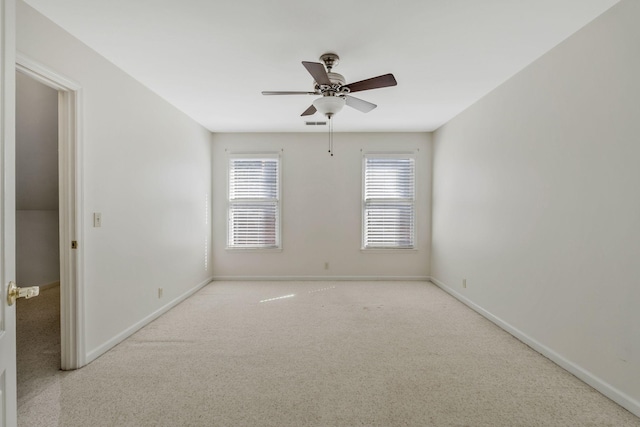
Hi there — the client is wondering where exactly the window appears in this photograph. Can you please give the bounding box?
[227,154,280,249]
[363,153,415,249]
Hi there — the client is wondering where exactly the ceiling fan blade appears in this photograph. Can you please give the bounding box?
[301,105,317,116]
[344,95,377,113]
[262,91,317,95]
[345,73,397,93]
[302,61,331,86]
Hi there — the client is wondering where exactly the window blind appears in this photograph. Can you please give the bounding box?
[363,155,415,249]
[228,156,280,249]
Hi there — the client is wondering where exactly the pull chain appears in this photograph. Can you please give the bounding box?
[328,115,334,156]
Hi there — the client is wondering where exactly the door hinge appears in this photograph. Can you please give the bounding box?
[71,240,78,249]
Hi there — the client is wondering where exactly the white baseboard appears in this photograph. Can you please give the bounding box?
[212,275,430,281]
[85,277,213,364]
[429,276,640,418]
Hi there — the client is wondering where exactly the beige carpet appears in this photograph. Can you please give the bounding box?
[16,284,61,404]
[17,281,640,426]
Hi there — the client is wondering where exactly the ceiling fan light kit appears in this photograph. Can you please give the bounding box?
[313,96,345,117]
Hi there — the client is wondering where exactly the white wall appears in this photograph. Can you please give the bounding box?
[16,211,59,286]
[212,132,431,280]
[17,1,213,360]
[432,0,640,415]
[16,71,57,210]
[16,71,59,286]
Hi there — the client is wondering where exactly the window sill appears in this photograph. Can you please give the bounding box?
[360,248,418,253]
[226,247,283,253]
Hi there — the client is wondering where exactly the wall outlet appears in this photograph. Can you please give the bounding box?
[463,279,467,289]
[158,288,163,298]
[324,262,329,270]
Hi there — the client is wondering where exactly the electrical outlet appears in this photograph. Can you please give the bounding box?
[158,288,163,298]
[463,279,467,289]
[324,262,329,270]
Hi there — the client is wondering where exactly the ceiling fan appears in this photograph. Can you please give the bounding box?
[262,53,397,118]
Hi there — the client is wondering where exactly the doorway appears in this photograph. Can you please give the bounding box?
[15,54,84,375]
[15,70,61,406]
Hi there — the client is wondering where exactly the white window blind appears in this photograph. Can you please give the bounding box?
[228,155,280,249]
[363,154,415,249]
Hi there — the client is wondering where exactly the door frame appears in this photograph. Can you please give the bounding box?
[16,53,85,370]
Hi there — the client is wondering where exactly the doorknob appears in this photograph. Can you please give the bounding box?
[7,281,39,306]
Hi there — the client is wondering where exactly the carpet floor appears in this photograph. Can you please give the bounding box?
[17,281,640,426]
[16,284,61,405]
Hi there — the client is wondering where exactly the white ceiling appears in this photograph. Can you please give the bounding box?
[22,0,619,133]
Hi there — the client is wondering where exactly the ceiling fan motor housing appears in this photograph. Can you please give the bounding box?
[315,72,346,93]
[327,72,345,86]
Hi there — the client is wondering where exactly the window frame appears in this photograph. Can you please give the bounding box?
[361,152,417,251]
[226,152,282,251]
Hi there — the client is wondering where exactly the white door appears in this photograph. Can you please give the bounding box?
[1,0,17,425]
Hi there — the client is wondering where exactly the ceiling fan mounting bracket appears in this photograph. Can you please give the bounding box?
[319,53,340,71]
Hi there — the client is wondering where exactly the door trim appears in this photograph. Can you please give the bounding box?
[16,53,85,370]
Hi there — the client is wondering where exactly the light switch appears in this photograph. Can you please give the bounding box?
[93,212,102,227]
